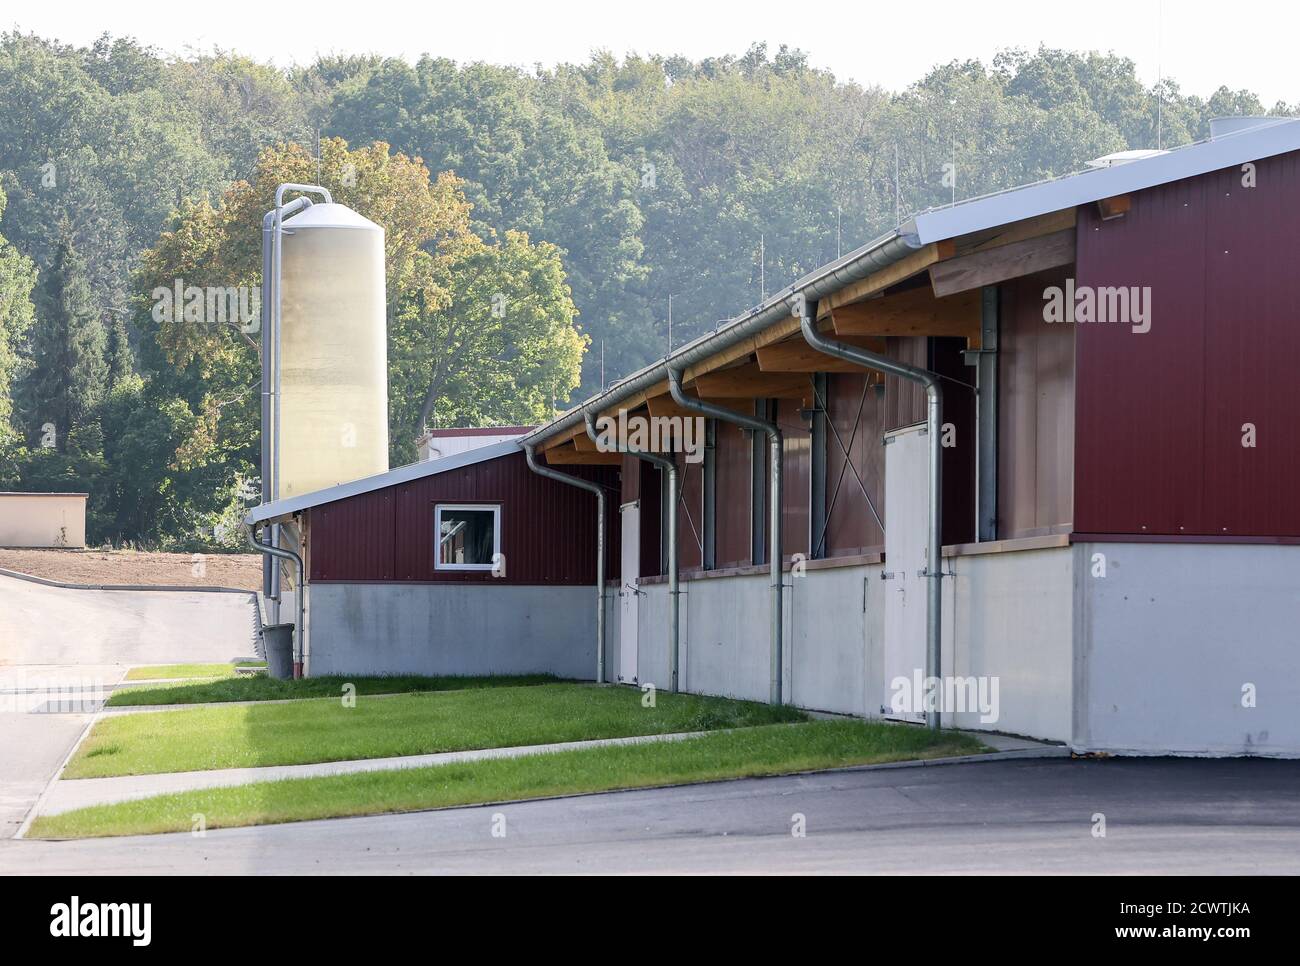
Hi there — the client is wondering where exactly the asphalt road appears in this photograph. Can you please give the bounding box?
[6,757,1300,874]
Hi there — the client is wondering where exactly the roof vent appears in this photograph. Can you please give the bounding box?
[1085,149,1168,169]
[1209,116,1290,139]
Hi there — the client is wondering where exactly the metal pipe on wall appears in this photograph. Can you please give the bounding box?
[268,184,332,508]
[583,410,680,693]
[667,366,785,706]
[523,444,607,684]
[796,297,945,730]
[260,197,312,622]
[246,522,306,678]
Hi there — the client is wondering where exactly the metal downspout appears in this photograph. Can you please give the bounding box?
[584,411,679,693]
[667,366,785,706]
[797,298,945,730]
[524,444,607,684]
[260,196,312,624]
[269,184,332,506]
[246,522,306,678]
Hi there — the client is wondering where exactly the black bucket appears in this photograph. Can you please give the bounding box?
[262,623,295,680]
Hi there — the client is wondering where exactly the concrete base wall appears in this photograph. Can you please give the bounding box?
[941,546,1075,741]
[1075,542,1300,757]
[306,583,599,680]
[638,551,1073,733]
[304,541,1300,756]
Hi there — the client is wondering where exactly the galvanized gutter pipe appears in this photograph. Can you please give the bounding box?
[518,231,922,454]
[246,522,306,678]
[667,367,785,705]
[268,184,332,507]
[797,298,945,730]
[524,444,607,684]
[583,410,679,692]
[260,195,313,621]
[516,228,923,707]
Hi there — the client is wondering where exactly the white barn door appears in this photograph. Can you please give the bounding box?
[883,425,928,721]
[618,500,640,684]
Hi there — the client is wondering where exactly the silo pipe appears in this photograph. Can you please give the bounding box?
[797,298,945,730]
[269,184,333,505]
[524,444,607,684]
[246,522,306,679]
[667,366,785,706]
[260,196,312,617]
[583,410,679,693]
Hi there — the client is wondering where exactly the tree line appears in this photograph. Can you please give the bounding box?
[0,31,1285,547]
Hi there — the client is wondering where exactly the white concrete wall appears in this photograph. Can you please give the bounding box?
[1075,542,1300,757]
[306,582,599,680]
[638,564,882,713]
[0,494,86,548]
[941,546,1075,741]
[636,550,1074,732]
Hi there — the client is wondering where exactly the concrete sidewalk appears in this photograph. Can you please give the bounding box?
[0,665,126,838]
[33,727,1065,821]
[34,730,712,817]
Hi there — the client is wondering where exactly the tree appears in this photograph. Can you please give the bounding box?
[20,230,107,449]
[389,229,586,464]
[0,184,36,437]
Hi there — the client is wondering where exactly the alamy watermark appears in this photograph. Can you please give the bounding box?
[889,669,1000,723]
[152,278,260,334]
[593,410,705,464]
[1043,278,1151,334]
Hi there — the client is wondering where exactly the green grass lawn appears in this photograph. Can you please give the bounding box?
[66,683,807,779]
[31,720,987,839]
[107,672,559,707]
[123,662,265,681]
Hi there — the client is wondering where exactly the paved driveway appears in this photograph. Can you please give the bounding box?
[0,573,259,666]
[4,757,1299,874]
[0,573,261,840]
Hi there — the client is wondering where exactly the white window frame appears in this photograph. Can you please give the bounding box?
[434,503,502,572]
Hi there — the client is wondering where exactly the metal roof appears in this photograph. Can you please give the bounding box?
[520,116,1300,447]
[910,117,1300,244]
[244,439,521,525]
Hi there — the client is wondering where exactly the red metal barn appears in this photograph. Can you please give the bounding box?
[250,116,1300,757]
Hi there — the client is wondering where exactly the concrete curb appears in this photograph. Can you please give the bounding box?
[0,566,255,595]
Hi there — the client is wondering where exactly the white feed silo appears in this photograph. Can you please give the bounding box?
[276,200,389,498]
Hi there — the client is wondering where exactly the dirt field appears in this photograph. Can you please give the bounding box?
[0,549,262,591]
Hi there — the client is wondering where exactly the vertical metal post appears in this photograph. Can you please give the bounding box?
[809,373,828,559]
[670,369,784,705]
[584,412,679,693]
[976,286,999,543]
[798,299,944,730]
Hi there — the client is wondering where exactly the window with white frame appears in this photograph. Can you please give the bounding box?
[435,504,501,571]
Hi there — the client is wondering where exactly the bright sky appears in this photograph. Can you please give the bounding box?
[8,0,1299,106]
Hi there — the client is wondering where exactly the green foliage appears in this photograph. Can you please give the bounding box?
[0,33,1287,544]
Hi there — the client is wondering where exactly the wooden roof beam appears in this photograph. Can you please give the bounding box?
[929,228,1074,298]
[830,287,982,347]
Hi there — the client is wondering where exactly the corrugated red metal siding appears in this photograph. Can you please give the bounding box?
[675,451,704,570]
[1074,151,1300,537]
[823,371,885,556]
[309,450,619,582]
[882,336,929,430]
[713,417,752,568]
[777,398,811,558]
[998,266,1077,538]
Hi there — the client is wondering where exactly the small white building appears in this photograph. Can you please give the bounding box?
[415,426,534,462]
[0,492,88,548]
